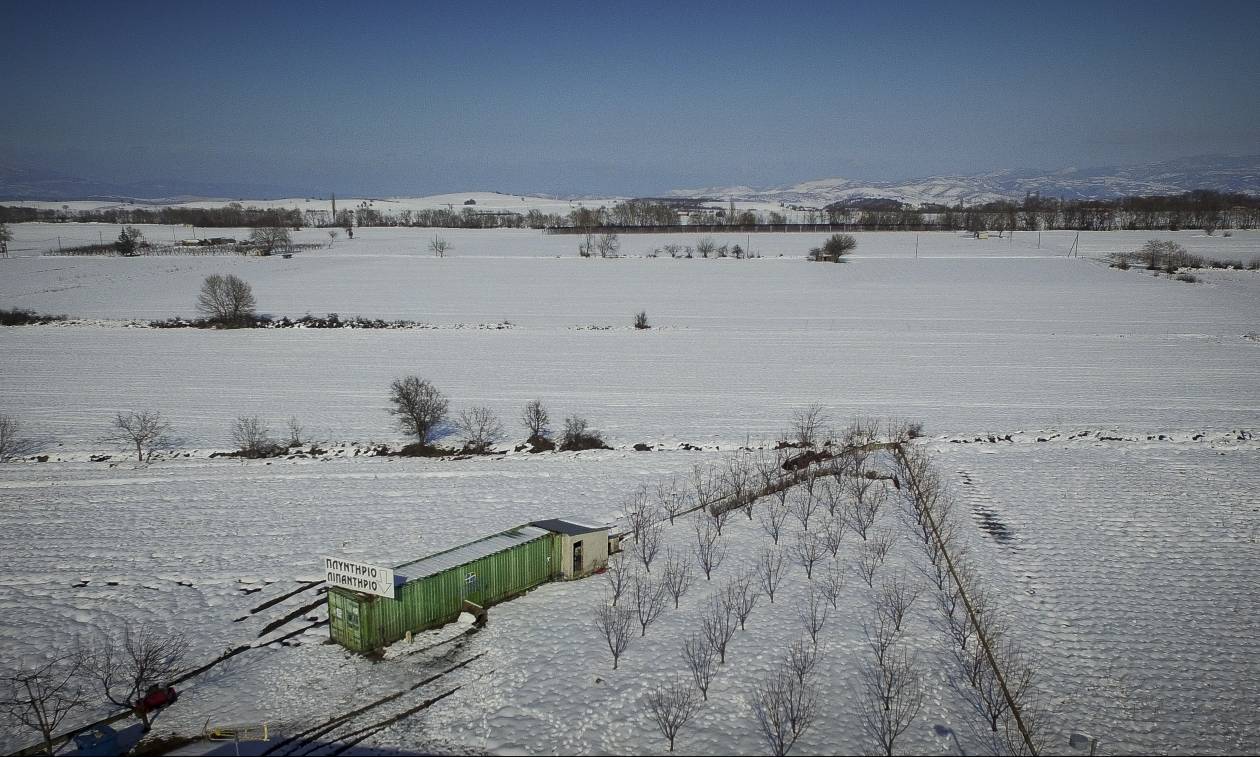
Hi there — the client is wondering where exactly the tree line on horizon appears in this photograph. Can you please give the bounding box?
[2,190,1257,232]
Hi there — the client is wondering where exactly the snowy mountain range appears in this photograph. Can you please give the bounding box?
[3,155,1259,206]
[668,155,1260,207]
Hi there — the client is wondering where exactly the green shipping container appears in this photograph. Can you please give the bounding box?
[329,524,560,654]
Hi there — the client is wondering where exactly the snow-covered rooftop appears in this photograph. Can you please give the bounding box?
[394,525,551,582]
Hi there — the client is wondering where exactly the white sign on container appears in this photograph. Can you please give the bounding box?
[323,557,395,599]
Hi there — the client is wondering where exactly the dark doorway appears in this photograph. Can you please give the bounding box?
[572,540,584,574]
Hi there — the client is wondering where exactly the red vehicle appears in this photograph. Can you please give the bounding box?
[135,685,178,715]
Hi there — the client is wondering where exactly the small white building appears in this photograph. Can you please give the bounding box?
[531,517,616,579]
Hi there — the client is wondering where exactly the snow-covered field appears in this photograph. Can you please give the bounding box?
[1,225,1258,754]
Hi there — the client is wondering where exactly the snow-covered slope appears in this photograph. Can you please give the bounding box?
[671,155,1260,206]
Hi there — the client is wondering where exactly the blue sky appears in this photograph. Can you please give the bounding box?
[2,0,1258,196]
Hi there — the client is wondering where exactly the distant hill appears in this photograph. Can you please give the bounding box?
[669,155,1260,207]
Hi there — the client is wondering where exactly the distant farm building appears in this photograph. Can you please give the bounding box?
[328,518,617,653]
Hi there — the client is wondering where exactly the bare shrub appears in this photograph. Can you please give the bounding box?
[695,236,716,258]
[285,416,304,447]
[643,677,703,752]
[456,406,504,453]
[1,653,86,755]
[230,415,279,456]
[634,310,650,329]
[749,666,818,756]
[789,403,828,447]
[82,624,190,731]
[756,547,787,603]
[107,410,173,462]
[521,399,550,440]
[661,548,695,608]
[594,600,635,669]
[429,235,451,257]
[0,414,39,462]
[560,414,608,451]
[682,634,717,700]
[196,273,256,326]
[387,376,449,445]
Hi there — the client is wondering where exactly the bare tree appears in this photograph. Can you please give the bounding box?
[387,376,448,445]
[818,476,846,517]
[784,637,822,687]
[594,600,634,669]
[818,559,847,609]
[455,406,504,453]
[656,475,690,524]
[429,235,451,257]
[631,571,669,636]
[643,677,703,752]
[820,513,845,558]
[749,666,819,756]
[847,475,886,540]
[859,643,925,757]
[661,548,695,608]
[231,415,278,456]
[723,570,761,630]
[721,451,756,518]
[595,233,620,258]
[701,595,737,664]
[789,404,828,447]
[196,273,257,326]
[633,518,665,574]
[0,414,40,462]
[874,572,921,636]
[756,547,787,603]
[326,229,339,248]
[693,514,726,580]
[1,654,86,755]
[682,634,718,700]
[108,410,172,462]
[798,588,830,646]
[603,552,630,607]
[854,529,896,588]
[82,624,190,731]
[789,530,826,579]
[521,399,550,440]
[759,498,789,545]
[249,226,290,255]
[790,487,822,532]
[695,236,716,258]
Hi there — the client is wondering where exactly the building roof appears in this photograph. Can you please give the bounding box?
[394,525,551,582]
[531,517,611,536]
